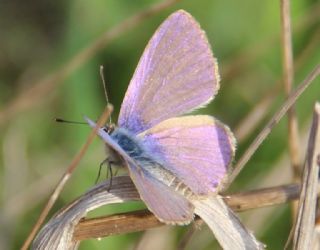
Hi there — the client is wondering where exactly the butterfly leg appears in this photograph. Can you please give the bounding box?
[106,160,121,191]
[106,161,113,191]
[95,157,119,192]
[95,158,110,184]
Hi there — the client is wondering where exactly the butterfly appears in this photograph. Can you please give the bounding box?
[86,10,236,225]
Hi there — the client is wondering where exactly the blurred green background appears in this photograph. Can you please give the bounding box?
[0,0,319,249]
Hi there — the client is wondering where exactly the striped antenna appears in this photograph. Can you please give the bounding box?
[100,65,112,125]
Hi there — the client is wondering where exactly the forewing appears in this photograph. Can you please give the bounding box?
[118,10,220,134]
[139,115,236,195]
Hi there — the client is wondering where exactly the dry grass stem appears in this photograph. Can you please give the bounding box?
[73,183,305,241]
[280,0,301,181]
[228,64,320,186]
[21,105,113,250]
[280,0,301,224]
[293,103,320,249]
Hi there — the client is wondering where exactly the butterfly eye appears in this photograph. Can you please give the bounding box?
[104,124,116,134]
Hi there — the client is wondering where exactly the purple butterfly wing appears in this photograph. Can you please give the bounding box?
[118,10,220,134]
[128,161,194,224]
[85,117,194,224]
[139,115,236,195]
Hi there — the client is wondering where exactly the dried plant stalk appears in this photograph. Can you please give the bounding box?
[73,183,304,241]
[280,0,301,180]
[293,103,320,249]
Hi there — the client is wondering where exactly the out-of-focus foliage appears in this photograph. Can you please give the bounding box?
[0,0,319,249]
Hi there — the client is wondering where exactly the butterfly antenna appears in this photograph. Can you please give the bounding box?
[55,118,87,125]
[100,65,112,125]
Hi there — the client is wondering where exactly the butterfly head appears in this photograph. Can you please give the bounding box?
[103,123,116,134]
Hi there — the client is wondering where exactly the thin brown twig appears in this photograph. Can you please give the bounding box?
[280,0,301,225]
[73,183,303,241]
[0,0,181,126]
[280,0,301,180]
[227,64,320,186]
[21,105,113,250]
[292,103,320,249]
